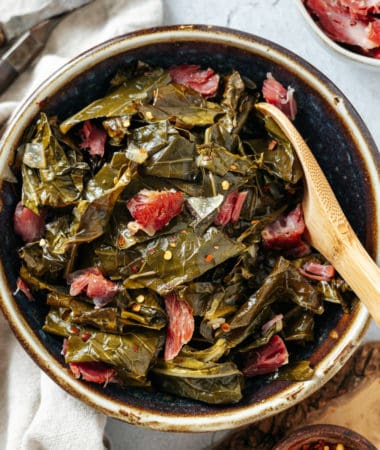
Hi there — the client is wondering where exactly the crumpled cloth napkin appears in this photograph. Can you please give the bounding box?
[0,1,162,449]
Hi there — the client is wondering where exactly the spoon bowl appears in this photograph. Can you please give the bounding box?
[256,102,380,326]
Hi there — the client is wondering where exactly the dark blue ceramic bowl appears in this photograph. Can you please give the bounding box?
[0,25,379,431]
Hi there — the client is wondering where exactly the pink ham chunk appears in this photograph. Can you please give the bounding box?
[242,335,289,376]
[69,361,116,384]
[164,293,194,360]
[169,64,220,97]
[299,261,336,281]
[261,204,305,250]
[262,73,297,121]
[80,120,107,157]
[13,202,45,243]
[305,0,380,49]
[67,267,118,308]
[127,189,184,237]
[214,191,248,226]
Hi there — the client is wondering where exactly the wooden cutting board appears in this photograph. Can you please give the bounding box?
[213,342,380,450]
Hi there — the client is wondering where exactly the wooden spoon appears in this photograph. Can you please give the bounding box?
[256,102,380,326]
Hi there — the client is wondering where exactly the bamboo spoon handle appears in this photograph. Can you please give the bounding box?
[256,102,380,326]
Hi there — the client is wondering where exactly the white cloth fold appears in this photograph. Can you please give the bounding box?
[0,1,163,449]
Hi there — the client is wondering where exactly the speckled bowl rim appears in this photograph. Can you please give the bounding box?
[0,25,379,432]
[275,424,377,449]
[294,0,380,69]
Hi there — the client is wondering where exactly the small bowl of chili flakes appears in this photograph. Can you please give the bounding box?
[275,424,377,450]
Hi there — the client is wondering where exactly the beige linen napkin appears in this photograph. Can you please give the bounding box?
[0,1,162,449]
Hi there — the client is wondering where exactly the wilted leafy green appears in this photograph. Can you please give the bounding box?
[123,227,246,295]
[20,113,88,213]
[14,62,353,405]
[60,68,170,133]
[138,83,224,128]
[65,328,164,381]
[151,357,243,404]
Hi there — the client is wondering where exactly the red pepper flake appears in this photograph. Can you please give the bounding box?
[204,254,214,263]
[70,326,80,335]
[148,248,156,255]
[81,332,91,342]
[221,322,231,332]
[37,98,48,109]
[14,277,34,301]
[268,139,277,151]
[117,235,125,247]
[133,343,139,352]
[132,303,141,312]
[131,265,139,273]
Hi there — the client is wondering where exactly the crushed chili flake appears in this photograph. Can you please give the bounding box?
[299,440,350,450]
[132,303,141,312]
[70,326,80,335]
[268,139,277,151]
[117,235,125,247]
[131,265,139,273]
[81,332,91,342]
[204,254,214,263]
[221,322,231,332]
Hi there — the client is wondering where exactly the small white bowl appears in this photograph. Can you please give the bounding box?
[294,0,380,69]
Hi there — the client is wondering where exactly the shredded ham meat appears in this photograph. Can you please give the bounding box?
[305,0,380,51]
[13,202,45,243]
[67,267,118,308]
[80,120,107,157]
[169,64,220,97]
[164,293,194,360]
[262,73,297,120]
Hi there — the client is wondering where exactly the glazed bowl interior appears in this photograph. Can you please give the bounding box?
[0,25,379,432]
[294,0,380,69]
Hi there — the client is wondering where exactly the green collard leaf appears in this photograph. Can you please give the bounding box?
[229,257,323,332]
[282,307,314,342]
[196,143,255,177]
[19,241,68,277]
[60,68,170,133]
[138,83,224,128]
[151,357,243,404]
[128,120,179,155]
[180,339,228,363]
[143,135,197,180]
[65,328,164,379]
[248,116,303,184]
[273,360,314,381]
[186,195,224,230]
[204,123,244,155]
[21,113,88,213]
[43,307,74,337]
[123,227,245,295]
[102,115,131,145]
[67,165,134,245]
[218,71,257,135]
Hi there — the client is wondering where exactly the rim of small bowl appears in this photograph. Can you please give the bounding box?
[274,424,377,449]
[294,0,380,69]
[0,25,379,432]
